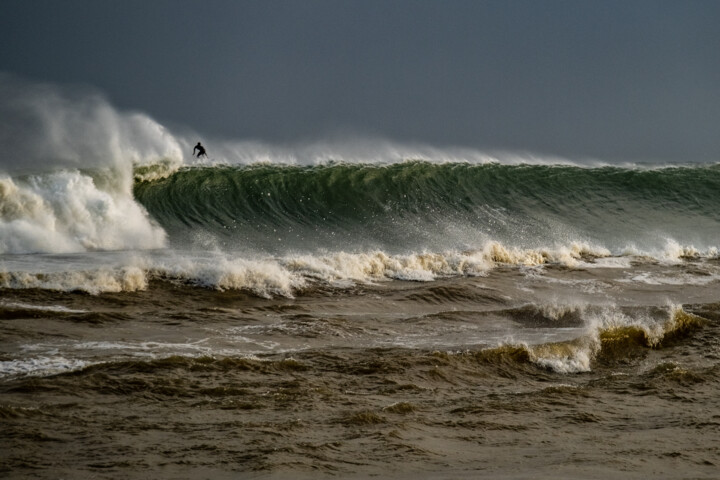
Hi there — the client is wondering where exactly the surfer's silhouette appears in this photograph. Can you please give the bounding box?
[193,142,207,158]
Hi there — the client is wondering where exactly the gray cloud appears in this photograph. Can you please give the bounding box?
[1,0,719,162]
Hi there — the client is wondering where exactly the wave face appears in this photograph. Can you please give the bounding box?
[134,162,720,256]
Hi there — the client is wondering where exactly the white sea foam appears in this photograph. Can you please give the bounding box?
[0,266,148,294]
[154,243,603,295]
[622,271,719,286]
[510,302,695,374]
[0,356,92,378]
[532,347,594,374]
[153,254,305,297]
[70,339,213,356]
[0,338,218,379]
[620,239,719,265]
[0,74,186,255]
[0,172,167,254]
[0,237,708,296]
[0,301,87,313]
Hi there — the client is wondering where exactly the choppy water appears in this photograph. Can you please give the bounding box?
[1,264,719,479]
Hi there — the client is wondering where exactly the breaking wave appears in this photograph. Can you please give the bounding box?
[491,304,708,373]
[134,162,720,256]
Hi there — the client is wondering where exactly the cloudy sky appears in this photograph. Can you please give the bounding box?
[2,0,719,162]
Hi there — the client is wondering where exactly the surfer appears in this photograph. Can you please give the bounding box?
[193,142,207,158]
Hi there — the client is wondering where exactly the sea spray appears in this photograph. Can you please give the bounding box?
[0,74,183,254]
[0,172,166,254]
[0,73,185,177]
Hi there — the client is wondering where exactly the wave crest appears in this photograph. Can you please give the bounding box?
[0,171,166,254]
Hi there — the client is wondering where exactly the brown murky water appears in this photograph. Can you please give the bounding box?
[2,261,720,479]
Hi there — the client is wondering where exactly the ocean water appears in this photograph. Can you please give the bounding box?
[1,83,720,478]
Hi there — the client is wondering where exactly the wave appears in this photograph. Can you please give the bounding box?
[0,241,615,296]
[0,264,147,294]
[3,74,720,260]
[489,304,708,373]
[134,162,720,256]
[2,304,708,380]
[0,171,166,254]
[402,304,709,377]
[0,74,181,255]
[6,159,720,259]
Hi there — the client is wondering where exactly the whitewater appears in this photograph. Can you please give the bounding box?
[1,76,719,479]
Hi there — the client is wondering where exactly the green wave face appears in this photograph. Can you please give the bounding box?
[133,162,720,254]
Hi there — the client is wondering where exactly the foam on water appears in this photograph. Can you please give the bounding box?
[2,238,719,297]
[0,301,87,313]
[0,266,147,294]
[0,241,625,296]
[0,339,220,379]
[0,172,166,254]
[0,74,182,255]
[0,356,92,378]
[519,303,705,373]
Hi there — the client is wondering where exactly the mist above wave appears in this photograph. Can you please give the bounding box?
[3,73,719,257]
[0,74,184,254]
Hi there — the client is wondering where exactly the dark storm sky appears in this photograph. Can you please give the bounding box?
[2,0,720,162]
